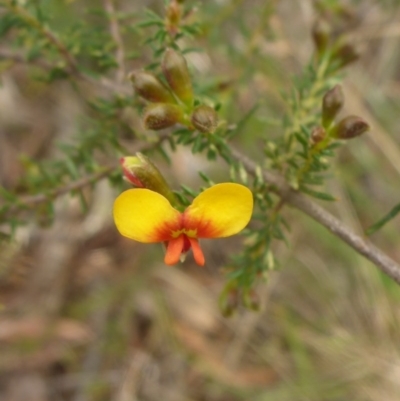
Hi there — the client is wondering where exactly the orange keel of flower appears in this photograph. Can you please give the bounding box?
[164,235,205,266]
[113,183,253,266]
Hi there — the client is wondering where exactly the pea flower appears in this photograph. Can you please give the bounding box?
[113,183,253,266]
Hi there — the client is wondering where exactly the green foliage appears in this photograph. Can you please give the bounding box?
[0,0,387,311]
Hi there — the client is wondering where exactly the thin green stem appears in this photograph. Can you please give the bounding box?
[295,136,332,185]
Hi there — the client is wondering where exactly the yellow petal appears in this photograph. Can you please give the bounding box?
[184,183,253,238]
[113,189,181,243]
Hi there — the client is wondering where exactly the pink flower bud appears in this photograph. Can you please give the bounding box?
[120,153,177,205]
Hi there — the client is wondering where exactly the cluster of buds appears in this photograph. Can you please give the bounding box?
[311,84,369,146]
[312,18,360,70]
[130,48,218,134]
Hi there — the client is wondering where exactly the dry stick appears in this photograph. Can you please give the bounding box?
[1,2,128,96]
[0,47,129,97]
[3,0,79,74]
[103,0,126,84]
[2,133,171,220]
[231,147,400,285]
[4,167,115,218]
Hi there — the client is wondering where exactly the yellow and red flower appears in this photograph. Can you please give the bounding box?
[113,183,253,266]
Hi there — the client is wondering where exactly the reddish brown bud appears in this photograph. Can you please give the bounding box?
[143,103,184,130]
[129,71,176,104]
[219,288,239,318]
[322,84,344,128]
[243,289,260,311]
[312,18,331,55]
[191,105,218,133]
[162,48,193,106]
[330,115,370,140]
[310,126,326,145]
[165,0,182,36]
[332,42,360,69]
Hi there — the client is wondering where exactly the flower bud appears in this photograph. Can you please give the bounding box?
[120,153,177,205]
[310,126,326,145]
[162,48,193,106]
[165,0,182,36]
[129,71,176,104]
[322,84,344,128]
[312,18,331,55]
[219,287,239,318]
[143,103,184,130]
[332,42,360,69]
[330,115,370,140]
[191,105,218,133]
[242,289,260,311]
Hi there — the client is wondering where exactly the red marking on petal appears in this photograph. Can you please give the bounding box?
[188,237,205,266]
[182,212,222,238]
[164,236,184,265]
[153,215,183,242]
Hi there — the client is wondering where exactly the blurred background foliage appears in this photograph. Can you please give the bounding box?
[1,0,400,400]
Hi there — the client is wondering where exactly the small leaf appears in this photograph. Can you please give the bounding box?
[294,132,308,148]
[198,171,215,186]
[180,184,198,198]
[192,134,204,153]
[301,186,336,201]
[366,202,400,235]
[173,191,191,207]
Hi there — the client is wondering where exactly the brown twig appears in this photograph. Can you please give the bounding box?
[2,0,79,74]
[103,0,126,84]
[4,167,115,218]
[230,147,400,285]
[1,134,171,220]
[0,46,130,97]
[0,3,129,96]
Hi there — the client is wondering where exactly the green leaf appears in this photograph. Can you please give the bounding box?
[0,14,20,37]
[301,186,336,201]
[226,103,259,139]
[135,20,164,28]
[198,171,214,186]
[173,191,191,207]
[294,132,308,148]
[366,202,400,235]
[143,8,164,22]
[192,134,204,153]
[180,184,198,198]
